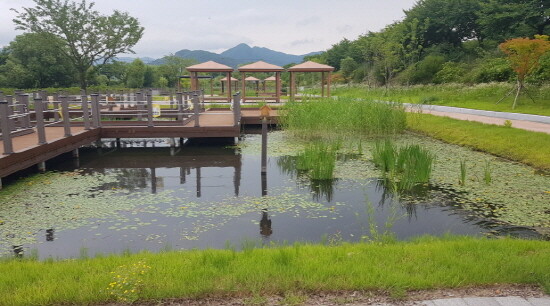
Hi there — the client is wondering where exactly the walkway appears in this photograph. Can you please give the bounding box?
[419,296,550,306]
[403,103,550,135]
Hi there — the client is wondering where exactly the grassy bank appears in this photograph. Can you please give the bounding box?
[407,113,550,170]
[0,237,549,305]
[330,83,550,116]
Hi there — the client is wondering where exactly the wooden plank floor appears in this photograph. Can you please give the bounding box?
[0,126,86,155]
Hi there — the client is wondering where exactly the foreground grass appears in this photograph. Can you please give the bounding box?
[0,237,549,305]
[331,83,550,116]
[407,113,550,170]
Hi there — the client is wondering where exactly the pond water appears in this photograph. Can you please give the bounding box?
[0,131,544,259]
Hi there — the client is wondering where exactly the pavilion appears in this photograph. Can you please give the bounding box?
[263,75,276,92]
[220,76,238,94]
[244,76,261,93]
[238,61,284,103]
[287,61,334,100]
[187,61,234,102]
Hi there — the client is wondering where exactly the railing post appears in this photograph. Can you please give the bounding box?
[20,94,31,128]
[169,92,174,109]
[34,98,47,145]
[6,95,15,132]
[184,91,189,109]
[90,94,101,128]
[81,90,90,130]
[176,92,183,122]
[60,96,72,137]
[193,94,200,127]
[136,91,143,121]
[0,101,14,154]
[147,90,153,127]
[53,93,60,122]
[233,92,241,127]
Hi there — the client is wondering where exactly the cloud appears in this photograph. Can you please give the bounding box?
[289,39,316,47]
[296,16,321,27]
[337,25,353,34]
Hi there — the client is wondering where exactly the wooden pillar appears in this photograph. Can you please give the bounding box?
[290,71,295,100]
[321,72,325,97]
[221,80,225,94]
[241,72,246,102]
[227,72,232,103]
[328,71,332,97]
[0,101,13,154]
[210,78,213,97]
[275,72,281,103]
[34,98,47,145]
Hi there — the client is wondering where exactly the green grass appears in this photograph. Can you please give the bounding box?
[0,237,548,305]
[331,83,550,116]
[408,113,550,170]
[281,97,406,139]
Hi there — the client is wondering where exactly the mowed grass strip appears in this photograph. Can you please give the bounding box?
[0,237,549,305]
[407,113,550,170]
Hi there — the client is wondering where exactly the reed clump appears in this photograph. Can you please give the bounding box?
[281,97,407,139]
[296,142,339,180]
[372,139,435,191]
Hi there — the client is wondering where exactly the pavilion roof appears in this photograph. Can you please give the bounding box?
[264,76,277,81]
[187,61,234,72]
[245,76,260,81]
[238,61,284,72]
[288,61,334,72]
[220,76,238,82]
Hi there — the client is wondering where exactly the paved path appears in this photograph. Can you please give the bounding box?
[401,103,550,135]
[419,296,550,306]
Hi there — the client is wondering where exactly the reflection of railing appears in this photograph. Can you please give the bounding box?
[0,90,243,155]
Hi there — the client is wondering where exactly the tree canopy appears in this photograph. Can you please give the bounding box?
[12,0,144,89]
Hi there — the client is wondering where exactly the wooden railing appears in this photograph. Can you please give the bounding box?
[0,90,243,155]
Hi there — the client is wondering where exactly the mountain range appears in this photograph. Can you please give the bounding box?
[116,43,321,67]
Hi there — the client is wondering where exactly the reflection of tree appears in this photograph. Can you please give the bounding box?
[108,168,150,190]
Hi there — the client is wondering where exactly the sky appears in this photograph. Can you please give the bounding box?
[0,0,418,58]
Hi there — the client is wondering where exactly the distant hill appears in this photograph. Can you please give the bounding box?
[114,57,155,64]
[148,44,322,67]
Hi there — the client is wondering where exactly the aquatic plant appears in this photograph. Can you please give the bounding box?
[296,142,338,180]
[483,160,492,185]
[459,160,467,186]
[371,139,435,191]
[280,97,406,139]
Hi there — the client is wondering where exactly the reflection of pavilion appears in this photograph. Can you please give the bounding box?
[80,145,242,197]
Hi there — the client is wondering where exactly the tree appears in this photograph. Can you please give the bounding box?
[0,32,76,88]
[97,60,128,86]
[479,0,550,41]
[12,0,144,89]
[340,57,357,84]
[126,59,146,88]
[157,55,196,87]
[498,36,550,108]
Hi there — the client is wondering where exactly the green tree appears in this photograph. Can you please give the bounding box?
[157,55,196,87]
[12,0,144,89]
[0,32,75,88]
[340,57,357,84]
[143,65,156,87]
[97,60,128,86]
[479,0,550,41]
[126,59,146,88]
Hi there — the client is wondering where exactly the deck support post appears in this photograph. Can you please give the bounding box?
[37,161,46,173]
[81,90,90,130]
[193,94,200,127]
[0,101,14,154]
[233,92,241,128]
[72,148,79,158]
[60,96,72,137]
[90,94,101,128]
[34,98,47,145]
[147,91,153,128]
[176,92,183,122]
[116,138,121,148]
[261,117,267,173]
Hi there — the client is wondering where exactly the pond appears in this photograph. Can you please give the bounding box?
[0,130,547,259]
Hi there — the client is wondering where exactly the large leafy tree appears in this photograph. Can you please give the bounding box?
[0,32,76,88]
[12,0,144,89]
[126,59,146,88]
[479,0,550,41]
[157,55,197,87]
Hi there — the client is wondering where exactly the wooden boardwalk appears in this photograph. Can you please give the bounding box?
[0,91,279,185]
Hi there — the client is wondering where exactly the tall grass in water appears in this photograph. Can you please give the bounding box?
[483,160,492,185]
[372,139,434,191]
[296,142,338,180]
[459,160,467,186]
[281,97,406,139]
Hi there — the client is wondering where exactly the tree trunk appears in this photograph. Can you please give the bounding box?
[512,79,522,109]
